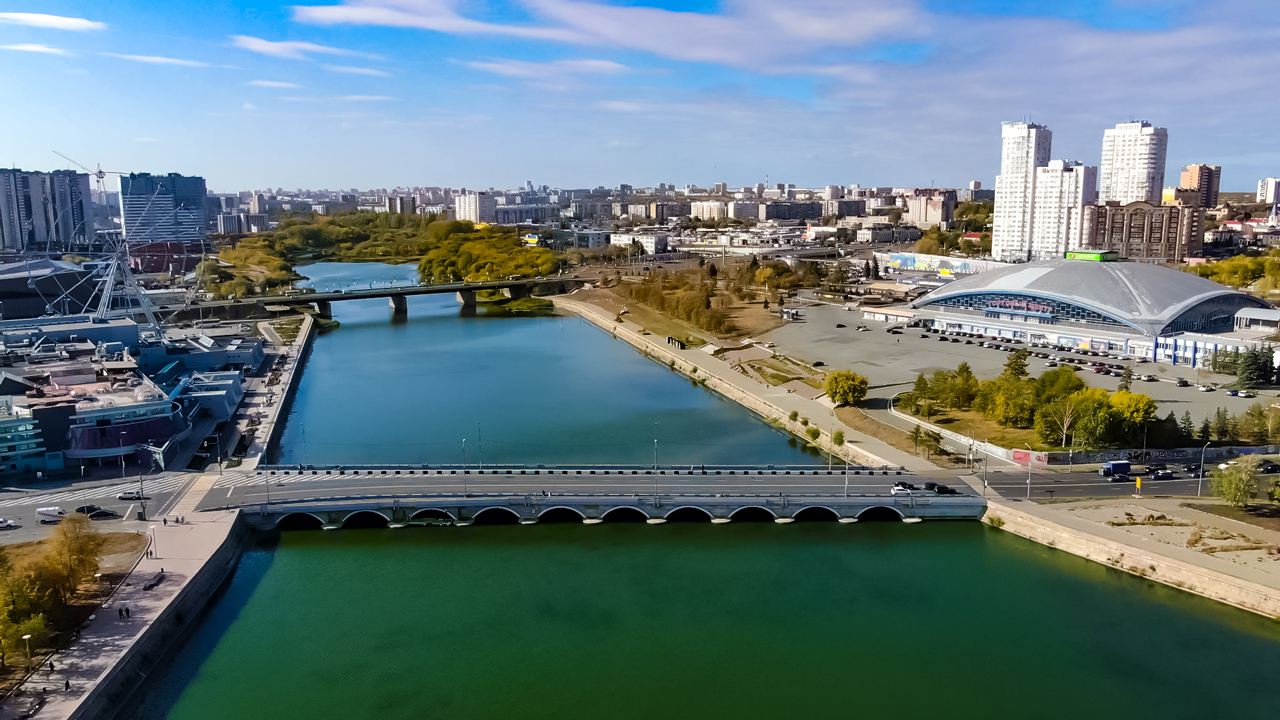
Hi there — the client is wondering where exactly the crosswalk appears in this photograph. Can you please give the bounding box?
[0,474,194,509]
[212,471,327,489]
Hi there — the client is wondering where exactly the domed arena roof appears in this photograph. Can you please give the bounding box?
[910,259,1268,336]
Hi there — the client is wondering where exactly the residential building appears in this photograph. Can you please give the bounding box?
[1162,187,1200,206]
[494,204,556,224]
[992,121,1052,261]
[1259,178,1280,205]
[0,169,94,253]
[822,199,867,218]
[1082,201,1203,263]
[1179,164,1221,207]
[385,195,416,215]
[759,201,822,222]
[1029,160,1097,259]
[118,173,208,246]
[216,213,242,235]
[726,201,759,220]
[904,192,957,229]
[1098,121,1167,205]
[610,232,669,255]
[456,192,497,223]
[690,201,727,221]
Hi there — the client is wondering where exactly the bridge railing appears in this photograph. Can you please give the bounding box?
[253,463,908,477]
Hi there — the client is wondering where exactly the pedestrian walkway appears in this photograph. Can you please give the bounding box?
[167,475,218,517]
[0,475,191,510]
[0,510,241,720]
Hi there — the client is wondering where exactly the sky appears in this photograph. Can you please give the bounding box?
[1,0,1277,193]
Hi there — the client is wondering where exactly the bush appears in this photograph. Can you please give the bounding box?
[800,417,809,426]
[806,427,821,440]
[833,430,845,446]
[789,410,799,422]
[1212,456,1260,508]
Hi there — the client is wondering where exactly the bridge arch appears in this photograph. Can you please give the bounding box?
[342,510,391,529]
[538,506,586,524]
[729,506,776,522]
[664,506,713,523]
[472,507,521,525]
[792,506,840,522]
[856,506,905,522]
[601,506,649,523]
[409,508,456,522]
[275,512,324,531]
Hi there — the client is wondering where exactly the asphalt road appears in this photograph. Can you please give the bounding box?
[0,473,194,544]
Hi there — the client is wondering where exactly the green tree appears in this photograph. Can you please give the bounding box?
[1118,366,1134,392]
[1072,388,1120,447]
[1035,393,1083,447]
[909,425,923,454]
[1212,455,1260,508]
[1199,417,1212,442]
[1035,366,1085,404]
[951,362,979,409]
[832,430,845,446]
[1179,411,1195,438]
[1001,349,1030,380]
[825,370,869,407]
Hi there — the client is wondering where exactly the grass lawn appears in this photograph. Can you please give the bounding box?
[927,409,1056,452]
[834,406,968,467]
[746,355,825,389]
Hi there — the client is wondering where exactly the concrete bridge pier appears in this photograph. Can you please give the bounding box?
[456,290,477,307]
[315,300,333,319]
[389,294,407,317]
[502,285,529,300]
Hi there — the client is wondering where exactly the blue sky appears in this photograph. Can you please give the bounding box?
[1,0,1276,193]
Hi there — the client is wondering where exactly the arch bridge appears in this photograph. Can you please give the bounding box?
[237,491,986,531]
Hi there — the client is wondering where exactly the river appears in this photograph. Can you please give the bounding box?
[128,263,1278,718]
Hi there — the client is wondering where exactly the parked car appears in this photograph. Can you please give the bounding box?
[117,490,146,501]
[0,519,15,530]
[1239,390,1256,398]
[920,333,931,339]
[1225,389,1238,397]
[1198,385,1215,392]
[1044,361,1058,367]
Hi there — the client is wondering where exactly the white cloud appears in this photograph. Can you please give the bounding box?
[0,12,105,31]
[1,44,74,56]
[291,0,581,42]
[323,64,391,76]
[103,53,209,67]
[243,103,257,111]
[464,58,627,79]
[282,95,400,102]
[230,35,381,60]
[597,100,644,113]
[248,80,302,88]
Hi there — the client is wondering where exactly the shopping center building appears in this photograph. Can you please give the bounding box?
[867,256,1275,367]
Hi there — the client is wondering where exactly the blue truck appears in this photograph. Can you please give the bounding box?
[1099,461,1131,476]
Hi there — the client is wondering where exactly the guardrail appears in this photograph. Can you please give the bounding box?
[254,463,908,477]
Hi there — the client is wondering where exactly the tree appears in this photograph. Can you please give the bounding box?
[833,430,845,446]
[1212,408,1232,442]
[923,430,945,458]
[1071,388,1120,447]
[826,371,869,407]
[47,514,105,599]
[863,259,872,279]
[1035,394,1083,447]
[1199,417,1212,442]
[1118,366,1134,392]
[1035,366,1085,404]
[1212,455,1260,508]
[909,425,923,454]
[1179,411,1195,438]
[707,262,718,279]
[1001,349,1030,380]
[871,257,881,280]
[951,362,979,409]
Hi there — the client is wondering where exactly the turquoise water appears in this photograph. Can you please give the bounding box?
[271,263,823,466]
[132,523,1280,719]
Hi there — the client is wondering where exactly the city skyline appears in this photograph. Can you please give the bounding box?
[1,1,1277,192]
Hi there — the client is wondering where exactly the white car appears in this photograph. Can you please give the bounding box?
[1198,385,1215,392]
[1239,390,1257,398]
[1141,374,1157,382]
[117,490,145,501]
[0,519,15,530]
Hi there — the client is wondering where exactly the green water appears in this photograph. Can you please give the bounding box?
[132,523,1279,719]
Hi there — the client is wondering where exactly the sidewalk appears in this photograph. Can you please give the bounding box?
[0,505,242,720]
[556,298,934,472]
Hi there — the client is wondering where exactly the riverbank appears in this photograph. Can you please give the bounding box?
[978,489,1280,619]
[242,314,315,471]
[553,296,929,471]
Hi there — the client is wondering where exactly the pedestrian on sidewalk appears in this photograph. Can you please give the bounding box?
[163,518,167,527]
[124,607,130,619]
[118,608,123,619]
[65,680,70,692]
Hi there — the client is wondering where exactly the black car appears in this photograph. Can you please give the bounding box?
[74,504,102,515]
[87,509,120,521]
[934,485,960,495]
[1258,461,1280,474]
[1108,473,1131,483]
[1175,379,1190,387]
[1146,463,1167,472]
[813,361,825,367]
[835,323,846,328]
[1182,463,1200,473]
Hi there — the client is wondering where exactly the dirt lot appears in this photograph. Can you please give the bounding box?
[4,532,147,577]
[569,284,785,343]
[1062,503,1280,571]
[836,406,967,467]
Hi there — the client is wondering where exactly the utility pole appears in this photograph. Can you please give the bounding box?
[478,423,483,472]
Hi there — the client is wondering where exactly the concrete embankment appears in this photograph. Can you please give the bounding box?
[554,297,919,470]
[984,498,1280,619]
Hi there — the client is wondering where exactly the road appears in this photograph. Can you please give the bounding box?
[0,472,195,544]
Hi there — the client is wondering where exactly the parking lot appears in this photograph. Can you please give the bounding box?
[758,302,1269,424]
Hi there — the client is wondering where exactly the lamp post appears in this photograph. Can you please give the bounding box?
[94,573,103,604]
[22,634,31,669]
[1198,440,1211,497]
[477,423,483,472]
[149,525,159,558]
[462,439,468,496]
[119,431,128,479]
[1024,443,1033,500]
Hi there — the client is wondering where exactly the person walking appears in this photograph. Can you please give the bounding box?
[118,608,123,619]
[65,680,70,692]
[124,607,130,619]
[163,518,167,527]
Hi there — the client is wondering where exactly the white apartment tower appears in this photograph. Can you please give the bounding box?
[456,192,496,224]
[1098,121,1167,205]
[1258,178,1280,205]
[1029,160,1097,260]
[992,122,1052,261]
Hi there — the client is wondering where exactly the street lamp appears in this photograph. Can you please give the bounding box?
[478,423,483,472]
[119,430,128,479]
[1023,443,1033,500]
[94,573,103,604]
[22,634,31,669]
[149,525,159,559]
[1198,440,1211,497]
[461,439,468,496]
